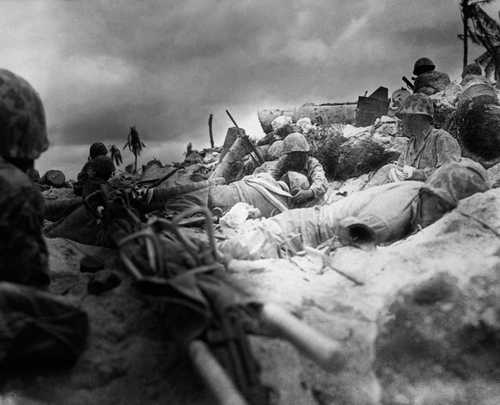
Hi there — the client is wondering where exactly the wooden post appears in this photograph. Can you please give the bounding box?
[208,113,214,148]
[462,0,469,70]
[225,110,264,164]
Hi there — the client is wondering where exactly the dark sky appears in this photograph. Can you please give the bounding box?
[1,0,498,176]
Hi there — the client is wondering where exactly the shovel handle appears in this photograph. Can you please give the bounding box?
[189,340,248,405]
[260,303,346,372]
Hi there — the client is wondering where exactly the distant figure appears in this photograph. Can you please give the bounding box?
[124,125,145,173]
[461,62,483,83]
[412,57,451,95]
[80,155,115,197]
[74,142,108,196]
[110,144,123,166]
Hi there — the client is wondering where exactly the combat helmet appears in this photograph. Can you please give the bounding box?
[282,132,310,154]
[413,57,436,75]
[89,142,108,159]
[267,140,284,160]
[87,155,115,180]
[0,69,48,160]
[422,159,489,207]
[396,93,434,119]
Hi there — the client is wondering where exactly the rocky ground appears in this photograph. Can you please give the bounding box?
[4,102,500,404]
[2,183,499,404]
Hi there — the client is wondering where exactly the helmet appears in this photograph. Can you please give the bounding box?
[271,115,292,132]
[422,159,489,207]
[0,69,48,160]
[413,57,436,75]
[396,94,434,119]
[87,155,115,180]
[267,140,284,160]
[282,132,310,154]
[462,62,482,78]
[89,142,108,159]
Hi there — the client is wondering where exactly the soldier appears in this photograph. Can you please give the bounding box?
[80,155,115,197]
[269,132,328,206]
[220,159,490,260]
[412,57,451,95]
[391,94,461,182]
[0,69,50,286]
[74,142,108,196]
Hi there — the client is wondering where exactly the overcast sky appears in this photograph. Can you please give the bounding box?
[0,0,497,177]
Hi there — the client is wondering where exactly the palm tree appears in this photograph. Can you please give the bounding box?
[123,126,146,173]
[459,1,499,82]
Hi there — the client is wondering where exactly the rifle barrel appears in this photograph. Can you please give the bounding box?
[189,340,248,405]
[260,303,347,372]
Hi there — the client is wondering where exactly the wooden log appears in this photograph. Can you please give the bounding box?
[257,103,357,133]
[208,113,215,148]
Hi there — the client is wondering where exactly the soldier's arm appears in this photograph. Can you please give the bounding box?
[307,157,328,198]
[270,155,287,180]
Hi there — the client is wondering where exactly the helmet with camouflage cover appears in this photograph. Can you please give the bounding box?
[267,140,284,160]
[89,142,108,159]
[282,132,310,154]
[422,159,489,207]
[396,93,434,119]
[413,57,435,75]
[0,69,48,160]
[87,155,115,180]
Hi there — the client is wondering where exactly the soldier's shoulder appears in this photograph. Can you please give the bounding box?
[0,158,39,196]
[431,127,455,140]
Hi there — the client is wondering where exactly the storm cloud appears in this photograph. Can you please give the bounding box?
[0,0,496,175]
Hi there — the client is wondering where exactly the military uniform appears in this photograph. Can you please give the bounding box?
[221,160,489,260]
[414,71,451,95]
[271,155,328,199]
[398,127,461,180]
[0,157,49,286]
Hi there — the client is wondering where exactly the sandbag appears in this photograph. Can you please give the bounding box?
[0,282,88,369]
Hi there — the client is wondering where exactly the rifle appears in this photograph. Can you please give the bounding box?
[113,205,346,404]
[402,76,415,91]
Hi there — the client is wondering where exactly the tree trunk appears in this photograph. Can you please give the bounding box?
[495,50,500,89]
[462,0,469,71]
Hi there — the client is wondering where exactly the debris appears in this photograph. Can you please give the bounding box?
[355,86,390,126]
[80,255,105,273]
[87,270,121,295]
[220,202,261,229]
